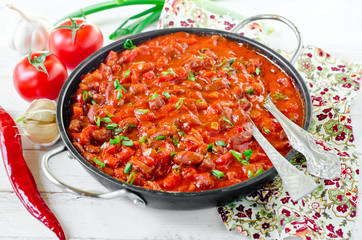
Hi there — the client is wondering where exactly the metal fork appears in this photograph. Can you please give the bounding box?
[264,94,341,179]
[251,122,317,200]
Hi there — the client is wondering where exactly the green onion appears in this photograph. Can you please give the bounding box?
[123,39,135,49]
[229,150,242,162]
[124,162,132,174]
[156,136,166,140]
[55,0,165,40]
[173,165,180,173]
[172,137,179,146]
[263,126,270,134]
[255,167,264,176]
[215,141,226,147]
[212,77,222,81]
[82,91,88,102]
[216,59,227,67]
[161,68,177,76]
[197,55,205,61]
[175,98,184,110]
[149,93,159,101]
[240,98,247,103]
[126,172,135,184]
[162,91,170,99]
[116,89,123,99]
[222,117,234,127]
[247,170,254,179]
[207,143,215,152]
[106,123,118,129]
[244,149,252,157]
[122,140,133,146]
[125,124,137,129]
[138,136,148,143]
[132,61,146,65]
[255,67,261,75]
[92,158,105,168]
[100,117,112,123]
[179,130,186,136]
[274,93,286,100]
[122,136,130,141]
[114,79,127,92]
[91,100,97,105]
[123,70,130,79]
[169,68,176,76]
[108,5,162,40]
[229,59,235,65]
[187,70,195,81]
[211,170,224,179]
[243,149,252,162]
[291,118,296,122]
[114,79,121,89]
[95,117,101,127]
[196,99,204,102]
[230,150,250,165]
[248,167,264,179]
[223,65,234,72]
[135,109,149,114]
[110,136,121,145]
[246,88,254,95]
[240,159,249,165]
[170,152,177,157]
[113,128,124,134]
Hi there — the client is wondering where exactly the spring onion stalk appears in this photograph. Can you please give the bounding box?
[110,7,162,40]
[55,0,165,24]
[55,0,165,39]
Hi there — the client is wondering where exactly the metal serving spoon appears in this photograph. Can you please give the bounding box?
[251,122,317,200]
[264,95,341,179]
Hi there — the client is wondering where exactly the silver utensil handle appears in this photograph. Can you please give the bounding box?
[251,124,317,200]
[231,14,302,64]
[42,145,146,207]
[264,95,341,179]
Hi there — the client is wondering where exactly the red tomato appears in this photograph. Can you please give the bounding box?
[13,52,68,102]
[49,19,103,70]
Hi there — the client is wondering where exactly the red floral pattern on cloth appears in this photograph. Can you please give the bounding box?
[159,0,361,239]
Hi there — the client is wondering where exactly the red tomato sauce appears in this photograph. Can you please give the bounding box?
[67,32,305,191]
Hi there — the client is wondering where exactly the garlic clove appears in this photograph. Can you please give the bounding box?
[25,109,56,122]
[23,122,59,145]
[17,99,59,146]
[25,99,56,114]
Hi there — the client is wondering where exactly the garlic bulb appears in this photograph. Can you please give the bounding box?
[17,99,59,146]
[6,4,53,55]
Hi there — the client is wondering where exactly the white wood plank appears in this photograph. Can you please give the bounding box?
[0,191,243,240]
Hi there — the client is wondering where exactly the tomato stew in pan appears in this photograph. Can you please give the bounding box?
[67,32,304,192]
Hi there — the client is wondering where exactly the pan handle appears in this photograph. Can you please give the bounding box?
[231,14,302,65]
[42,145,146,207]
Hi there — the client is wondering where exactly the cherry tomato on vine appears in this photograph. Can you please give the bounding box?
[13,51,68,102]
[49,18,103,70]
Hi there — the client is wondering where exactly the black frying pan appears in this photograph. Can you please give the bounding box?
[43,15,312,209]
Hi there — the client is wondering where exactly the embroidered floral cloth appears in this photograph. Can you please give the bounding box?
[159,1,361,239]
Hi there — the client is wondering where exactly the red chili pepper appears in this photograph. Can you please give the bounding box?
[0,106,66,240]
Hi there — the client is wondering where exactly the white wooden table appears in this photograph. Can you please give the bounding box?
[1,0,362,239]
